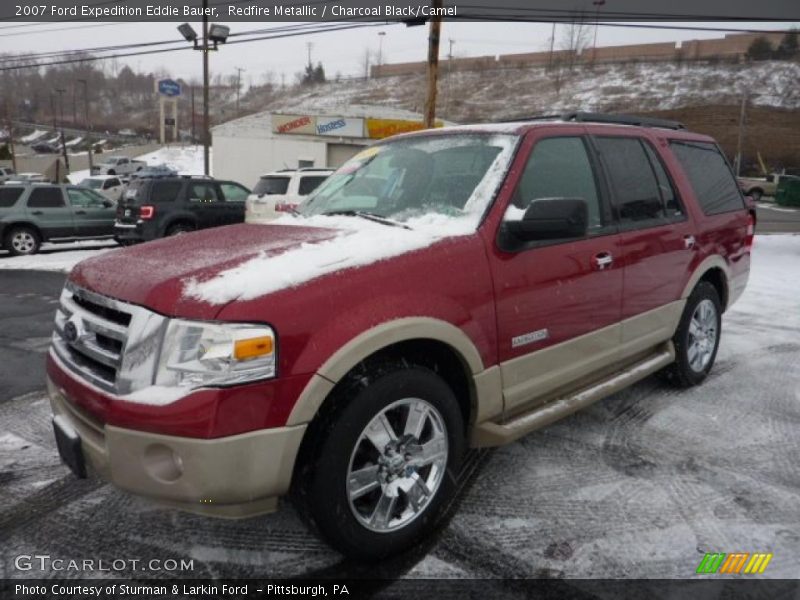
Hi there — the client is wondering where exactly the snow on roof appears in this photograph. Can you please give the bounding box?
[20,129,48,143]
[212,104,456,139]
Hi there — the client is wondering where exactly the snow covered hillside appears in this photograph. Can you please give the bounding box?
[247,60,800,122]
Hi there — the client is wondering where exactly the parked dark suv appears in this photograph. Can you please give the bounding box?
[113,176,251,243]
[1,184,116,255]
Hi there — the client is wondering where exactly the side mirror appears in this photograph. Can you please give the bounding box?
[102,200,113,208]
[505,197,588,242]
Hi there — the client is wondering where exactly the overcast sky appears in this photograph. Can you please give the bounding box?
[0,20,796,86]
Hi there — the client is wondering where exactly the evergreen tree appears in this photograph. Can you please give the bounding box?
[746,37,774,61]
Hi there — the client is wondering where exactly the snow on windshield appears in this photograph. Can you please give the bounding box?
[183,134,518,305]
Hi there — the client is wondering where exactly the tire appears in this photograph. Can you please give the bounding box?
[4,226,41,256]
[661,281,722,387]
[291,365,465,561]
[107,169,115,175]
[166,222,194,237]
[749,188,763,202]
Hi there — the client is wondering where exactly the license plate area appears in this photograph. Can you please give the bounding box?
[53,415,87,479]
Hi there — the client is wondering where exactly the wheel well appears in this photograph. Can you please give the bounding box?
[164,219,195,234]
[699,268,728,311]
[3,222,43,243]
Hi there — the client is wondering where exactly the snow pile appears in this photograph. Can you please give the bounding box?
[135,145,207,175]
[20,130,47,144]
[64,137,83,148]
[183,213,476,304]
[0,241,118,271]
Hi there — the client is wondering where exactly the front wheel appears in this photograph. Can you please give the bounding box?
[292,366,464,561]
[661,281,722,387]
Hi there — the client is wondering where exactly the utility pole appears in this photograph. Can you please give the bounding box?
[202,2,210,176]
[50,94,57,131]
[735,91,748,176]
[235,67,245,116]
[78,79,93,173]
[443,38,454,116]
[548,22,556,70]
[591,0,605,64]
[424,0,443,129]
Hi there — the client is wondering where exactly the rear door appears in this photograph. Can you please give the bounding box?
[487,129,624,413]
[26,186,74,238]
[186,181,227,229]
[218,182,249,224]
[66,187,115,237]
[591,134,697,358]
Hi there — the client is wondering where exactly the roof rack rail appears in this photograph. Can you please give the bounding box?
[561,112,686,130]
[497,114,561,123]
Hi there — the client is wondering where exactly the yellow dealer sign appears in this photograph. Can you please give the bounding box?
[365,119,444,140]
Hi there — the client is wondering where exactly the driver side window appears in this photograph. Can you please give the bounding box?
[507,137,602,230]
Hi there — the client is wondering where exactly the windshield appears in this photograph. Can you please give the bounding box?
[299,133,518,226]
[254,176,290,196]
[81,179,102,189]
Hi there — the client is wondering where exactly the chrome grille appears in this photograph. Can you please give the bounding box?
[52,282,168,395]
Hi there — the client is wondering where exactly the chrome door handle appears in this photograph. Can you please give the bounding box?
[684,235,696,249]
[594,252,614,270]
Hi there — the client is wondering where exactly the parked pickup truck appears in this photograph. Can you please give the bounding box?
[47,112,754,561]
[91,156,146,176]
[737,175,778,201]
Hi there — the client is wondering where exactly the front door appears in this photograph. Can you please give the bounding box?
[26,186,74,238]
[186,181,227,229]
[486,130,623,414]
[66,187,116,237]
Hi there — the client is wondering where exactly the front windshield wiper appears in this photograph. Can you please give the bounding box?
[321,210,412,230]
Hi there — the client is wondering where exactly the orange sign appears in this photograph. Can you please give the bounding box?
[365,118,444,140]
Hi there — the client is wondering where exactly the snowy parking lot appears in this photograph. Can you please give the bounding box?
[0,235,798,584]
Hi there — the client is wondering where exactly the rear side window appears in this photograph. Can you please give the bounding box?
[298,175,328,195]
[188,183,219,202]
[0,187,24,207]
[149,181,182,203]
[28,187,64,208]
[670,141,744,215]
[254,176,290,195]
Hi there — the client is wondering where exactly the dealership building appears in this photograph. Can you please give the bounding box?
[211,105,447,189]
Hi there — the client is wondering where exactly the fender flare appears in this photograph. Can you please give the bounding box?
[680,255,731,305]
[285,317,486,426]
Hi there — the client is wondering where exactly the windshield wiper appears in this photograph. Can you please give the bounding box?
[321,210,412,230]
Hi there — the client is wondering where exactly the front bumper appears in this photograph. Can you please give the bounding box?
[48,375,307,518]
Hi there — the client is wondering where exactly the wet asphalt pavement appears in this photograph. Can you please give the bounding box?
[0,236,799,590]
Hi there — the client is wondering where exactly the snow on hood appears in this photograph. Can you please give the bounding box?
[183,213,477,305]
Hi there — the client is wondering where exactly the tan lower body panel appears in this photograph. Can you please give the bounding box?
[473,343,675,447]
[48,377,305,519]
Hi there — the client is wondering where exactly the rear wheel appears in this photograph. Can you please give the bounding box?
[292,365,464,561]
[166,222,194,237]
[661,281,722,387]
[5,226,41,256]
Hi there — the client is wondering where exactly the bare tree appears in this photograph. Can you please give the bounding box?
[360,47,374,80]
[559,15,592,69]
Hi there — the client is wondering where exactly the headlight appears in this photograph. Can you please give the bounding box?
[154,319,276,388]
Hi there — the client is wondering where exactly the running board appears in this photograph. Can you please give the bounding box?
[472,345,675,447]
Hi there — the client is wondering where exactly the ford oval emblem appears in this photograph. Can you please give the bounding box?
[64,321,79,343]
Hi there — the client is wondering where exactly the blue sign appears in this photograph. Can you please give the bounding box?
[158,79,181,97]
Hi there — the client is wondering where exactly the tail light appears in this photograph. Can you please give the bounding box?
[275,202,294,213]
[139,205,155,220]
[745,212,755,250]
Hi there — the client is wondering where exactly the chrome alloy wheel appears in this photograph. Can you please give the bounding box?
[347,398,449,533]
[687,298,718,373]
[11,231,36,254]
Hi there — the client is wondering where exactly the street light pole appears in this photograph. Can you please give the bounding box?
[377,31,386,68]
[235,67,245,117]
[55,88,70,174]
[78,78,93,173]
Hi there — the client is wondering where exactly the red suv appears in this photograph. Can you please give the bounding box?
[47,113,754,560]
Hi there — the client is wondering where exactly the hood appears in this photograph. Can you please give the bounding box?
[69,223,339,318]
